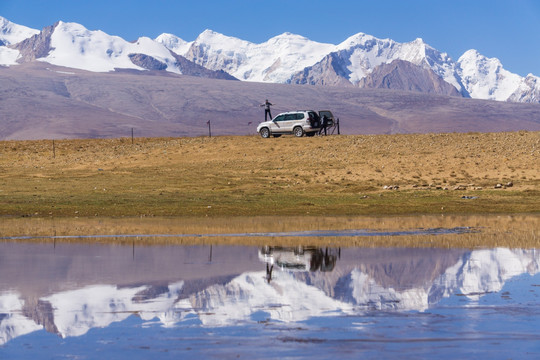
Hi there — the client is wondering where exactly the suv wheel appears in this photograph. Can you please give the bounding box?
[259,127,270,138]
[293,126,304,137]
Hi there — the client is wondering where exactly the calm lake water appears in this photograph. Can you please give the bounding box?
[1,217,540,359]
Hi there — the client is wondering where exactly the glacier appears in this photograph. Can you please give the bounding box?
[39,22,182,73]
[180,29,336,83]
[0,16,39,46]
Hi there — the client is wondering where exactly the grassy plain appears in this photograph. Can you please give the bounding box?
[0,132,539,218]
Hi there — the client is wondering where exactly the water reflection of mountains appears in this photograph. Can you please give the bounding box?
[1,242,539,344]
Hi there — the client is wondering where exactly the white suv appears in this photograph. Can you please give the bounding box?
[257,110,321,138]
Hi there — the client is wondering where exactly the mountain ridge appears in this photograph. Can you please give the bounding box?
[7,20,235,80]
[1,16,539,104]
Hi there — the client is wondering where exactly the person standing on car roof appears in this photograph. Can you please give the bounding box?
[260,99,273,121]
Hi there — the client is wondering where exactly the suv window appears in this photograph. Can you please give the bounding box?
[319,111,333,119]
[273,115,286,122]
[295,113,305,120]
[284,114,296,120]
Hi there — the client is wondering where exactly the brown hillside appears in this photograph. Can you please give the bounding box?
[1,62,540,140]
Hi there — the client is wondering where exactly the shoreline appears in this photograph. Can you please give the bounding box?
[1,214,538,249]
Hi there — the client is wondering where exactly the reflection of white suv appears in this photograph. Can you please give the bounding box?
[257,110,321,138]
[258,246,338,272]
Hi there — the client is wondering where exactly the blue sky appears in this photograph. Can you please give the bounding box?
[1,0,539,76]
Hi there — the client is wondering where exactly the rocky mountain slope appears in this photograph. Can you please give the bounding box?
[356,59,462,96]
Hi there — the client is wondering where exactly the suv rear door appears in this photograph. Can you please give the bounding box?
[307,111,320,128]
[318,110,334,127]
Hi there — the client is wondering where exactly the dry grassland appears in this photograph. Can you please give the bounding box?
[0,132,539,218]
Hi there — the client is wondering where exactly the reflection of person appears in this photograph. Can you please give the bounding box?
[266,263,274,283]
[260,99,273,121]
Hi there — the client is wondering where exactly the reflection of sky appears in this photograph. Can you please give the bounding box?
[2,245,540,358]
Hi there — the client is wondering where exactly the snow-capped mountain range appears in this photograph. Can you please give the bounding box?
[1,15,539,103]
[2,18,234,80]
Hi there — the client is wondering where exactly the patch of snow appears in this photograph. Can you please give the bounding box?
[45,67,76,75]
[0,46,21,66]
[155,33,192,55]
